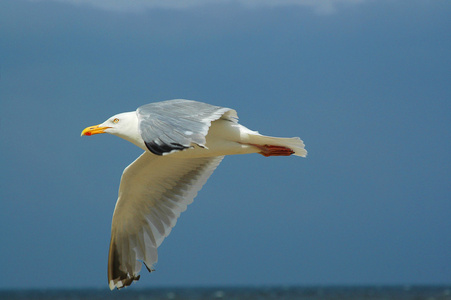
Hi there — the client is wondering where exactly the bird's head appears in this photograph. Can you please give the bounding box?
[81,112,130,136]
[81,112,144,149]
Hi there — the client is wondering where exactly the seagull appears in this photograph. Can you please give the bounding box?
[81,99,307,290]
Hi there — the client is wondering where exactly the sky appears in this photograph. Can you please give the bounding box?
[1,0,450,290]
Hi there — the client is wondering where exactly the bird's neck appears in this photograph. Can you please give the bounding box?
[113,112,147,151]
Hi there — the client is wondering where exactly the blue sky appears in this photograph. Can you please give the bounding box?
[1,0,450,290]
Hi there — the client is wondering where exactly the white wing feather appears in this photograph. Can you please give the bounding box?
[108,152,224,289]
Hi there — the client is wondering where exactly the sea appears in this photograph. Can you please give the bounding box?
[1,286,450,300]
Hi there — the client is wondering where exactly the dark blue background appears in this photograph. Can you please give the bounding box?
[1,0,450,289]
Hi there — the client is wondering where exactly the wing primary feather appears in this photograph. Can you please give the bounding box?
[144,140,188,156]
[108,152,224,289]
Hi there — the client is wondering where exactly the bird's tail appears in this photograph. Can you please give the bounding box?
[247,134,307,157]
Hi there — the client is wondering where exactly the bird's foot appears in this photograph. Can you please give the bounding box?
[250,144,295,157]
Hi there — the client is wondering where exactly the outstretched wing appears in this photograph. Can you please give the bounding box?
[107,151,224,290]
[137,99,237,155]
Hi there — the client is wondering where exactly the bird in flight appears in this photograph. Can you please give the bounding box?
[81,99,307,290]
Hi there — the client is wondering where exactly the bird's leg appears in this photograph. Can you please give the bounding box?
[249,144,295,157]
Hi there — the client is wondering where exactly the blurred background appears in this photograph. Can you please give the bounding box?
[1,0,450,290]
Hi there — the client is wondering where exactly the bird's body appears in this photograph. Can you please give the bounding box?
[81,99,306,290]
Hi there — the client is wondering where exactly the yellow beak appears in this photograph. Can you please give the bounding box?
[81,124,110,136]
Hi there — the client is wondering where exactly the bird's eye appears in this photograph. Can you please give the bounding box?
[113,118,119,124]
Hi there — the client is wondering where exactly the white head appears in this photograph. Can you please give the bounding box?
[81,111,146,150]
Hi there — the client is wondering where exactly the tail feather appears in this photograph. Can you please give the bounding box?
[249,135,307,157]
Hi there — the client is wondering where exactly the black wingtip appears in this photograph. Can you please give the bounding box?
[145,141,188,156]
[108,239,141,290]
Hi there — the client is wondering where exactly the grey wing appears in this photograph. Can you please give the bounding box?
[137,99,237,155]
[107,151,224,290]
